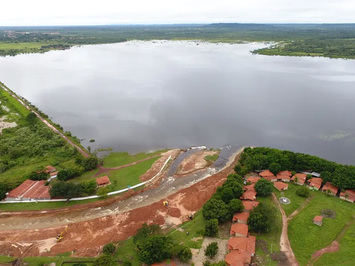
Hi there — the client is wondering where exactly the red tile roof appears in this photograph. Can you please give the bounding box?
[233,212,250,223]
[277,170,292,177]
[259,170,274,177]
[291,173,307,184]
[230,223,248,237]
[313,215,323,222]
[96,176,111,186]
[340,190,355,202]
[45,165,56,173]
[244,184,255,192]
[225,250,252,266]
[264,176,277,182]
[7,180,50,199]
[227,236,256,254]
[322,182,338,195]
[242,200,259,211]
[274,182,288,191]
[7,179,34,198]
[151,261,176,266]
[241,190,257,201]
[246,176,260,184]
[308,178,323,189]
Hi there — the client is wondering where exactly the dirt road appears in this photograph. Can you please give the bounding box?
[0,148,243,257]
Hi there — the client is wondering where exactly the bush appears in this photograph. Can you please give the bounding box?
[97,186,110,198]
[103,243,116,254]
[202,198,231,223]
[269,162,281,175]
[0,183,9,200]
[204,219,218,237]
[57,169,80,181]
[228,198,244,215]
[205,242,218,258]
[177,245,192,263]
[296,187,310,197]
[49,182,83,199]
[137,235,174,265]
[254,179,273,197]
[248,202,277,233]
[93,254,115,266]
[27,171,49,181]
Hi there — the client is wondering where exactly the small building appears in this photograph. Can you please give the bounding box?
[313,215,323,226]
[321,182,338,196]
[45,165,56,173]
[244,184,255,191]
[277,171,292,182]
[6,180,50,201]
[307,178,323,190]
[339,190,355,203]
[274,181,288,191]
[96,176,111,187]
[291,173,307,185]
[259,170,275,178]
[246,176,260,184]
[225,250,252,266]
[227,235,256,256]
[230,223,249,237]
[233,212,250,224]
[241,190,257,201]
[242,200,260,212]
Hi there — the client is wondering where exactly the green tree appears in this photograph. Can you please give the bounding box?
[248,202,276,233]
[296,187,310,197]
[247,212,267,233]
[269,162,281,175]
[204,219,219,237]
[202,198,231,223]
[81,180,97,195]
[49,182,83,199]
[57,169,80,181]
[177,245,192,263]
[137,235,173,265]
[228,198,244,215]
[93,254,115,266]
[26,112,37,124]
[133,223,161,246]
[103,243,116,254]
[205,242,218,258]
[321,171,332,183]
[254,179,273,197]
[97,186,109,198]
[218,187,234,204]
[0,183,9,200]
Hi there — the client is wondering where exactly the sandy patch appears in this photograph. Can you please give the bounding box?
[0,116,17,134]
[191,237,228,266]
[175,150,219,176]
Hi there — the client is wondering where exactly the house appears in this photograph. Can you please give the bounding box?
[313,215,323,226]
[241,190,257,201]
[233,212,250,224]
[45,165,56,173]
[244,184,255,191]
[96,176,111,187]
[339,190,355,203]
[263,175,278,182]
[277,171,292,182]
[242,200,259,212]
[246,176,260,184]
[307,178,323,190]
[291,173,307,185]
[259,170,276,182]
[225,250,252,266]
[322,182,338,196]
[274,182,288,191]
[227,236,256,256]
[6,180,50,201]
[230,223,249,237]
[152,261,176,266]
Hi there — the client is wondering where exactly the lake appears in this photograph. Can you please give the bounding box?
[1,41,355,165]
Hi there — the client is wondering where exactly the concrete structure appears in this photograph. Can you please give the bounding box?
[274,181,288,191]
[313,215,323,226]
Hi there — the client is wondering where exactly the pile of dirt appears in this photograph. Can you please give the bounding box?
[321,209,336,219]
[175,150,218,176]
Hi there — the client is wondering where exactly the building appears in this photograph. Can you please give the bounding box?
[233,212,250,224]
[227,236,256,256]
[96,176,111,187]
[322,182,338,196]
[6,180,50,201]
[277,171,292,182]
[242,200,259,212]
[339,190,355,203]
[230,223,249,237]
[241,190,257,201]
[274,181,288,191]
[259,170,277,181]
[244,184,255,191]
[313,215,323,226]
[291,173,307,185]
[307,178,323,190]
[246,176,260,184]
[45,165,56,173]
[225,250,252,266]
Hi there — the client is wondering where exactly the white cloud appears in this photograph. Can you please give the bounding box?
[2,0,355,26]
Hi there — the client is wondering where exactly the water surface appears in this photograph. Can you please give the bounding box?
[1,41,355,164]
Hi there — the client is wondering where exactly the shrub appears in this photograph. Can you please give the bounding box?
[248,202,277,233]
[177,245,192,263]
[93,254,115,266]
[228,198,244,215]
[103,243,116,254]
[202,198,231,223]
[205,242,218,258]
[269,162,281,175]
[296,187,310,197]
[204,219,218,237]
[254,179,273,197]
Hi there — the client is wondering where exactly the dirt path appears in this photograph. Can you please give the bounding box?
[307,216,355,265]
[288,196,313,221]
[272,193,299,266]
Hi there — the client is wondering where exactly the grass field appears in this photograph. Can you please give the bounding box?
[273,183,308,217]
[288,191,355,265]
[102,150,166,168]
[0,254,94,265]
[314,219,355,266]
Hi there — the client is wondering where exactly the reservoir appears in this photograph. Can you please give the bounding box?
[0,41,355,165]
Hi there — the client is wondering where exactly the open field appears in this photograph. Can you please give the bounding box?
[103,150,166,168]
[288,190,355,265]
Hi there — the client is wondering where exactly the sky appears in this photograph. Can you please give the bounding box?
[2,0,355,26]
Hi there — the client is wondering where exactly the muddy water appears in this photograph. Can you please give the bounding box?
[1,41,355,164]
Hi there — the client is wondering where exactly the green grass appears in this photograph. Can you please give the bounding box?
[253,196,282,266]
[0,255,13,263]
[115,238,141,266]
[103,150,166,168]
[314,219,355,266]
[106,157,160,191]
[204,154,219,164]
[0,85,30,118]
[273,183,308,217]
[288,191,355,265]
[0,42,45,50]
[0,254,94,265]
[168,210,205,249]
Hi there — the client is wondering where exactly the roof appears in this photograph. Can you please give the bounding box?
[45,165,56,173]
[313,215,323,222]
[96,176,111,185]
[322,182,338,194]
[274,182,288,191]
[264,176,277,182]
[242,200,259,211]
[230,223,248,236]
[242,190,257,201]
[340,190,355,202]
[244,184,255,191]
[246,176,260,184]
[291,173,307,184]
[308,178,323,189]
[225,250,252,266]
[259,170,275,177]
[228,236,256,254]
[7,180,50,199]
[277,170,292,177]
[233,212,250,222]
[277,175,291,181]
[151,261,176,266]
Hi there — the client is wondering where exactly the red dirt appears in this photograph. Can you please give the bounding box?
[309,241,339,264]
[0,150,242,258]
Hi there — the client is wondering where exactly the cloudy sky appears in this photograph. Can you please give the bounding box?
[2,0,355,26]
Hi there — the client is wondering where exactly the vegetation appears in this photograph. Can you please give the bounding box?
[205,154,219,164]
[49,181,83,199]
[248,202,277,233]
[273,183,308,216]
[102,150,165,168]
[296,186,310,198]
[204,218,219,237]
[102,243,116,255]
[205,242,218,258]
[254,179,273,197]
